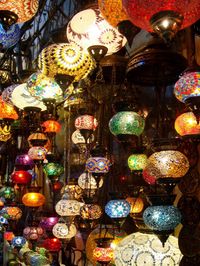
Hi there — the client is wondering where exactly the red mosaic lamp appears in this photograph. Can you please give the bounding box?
[11,170,32,185]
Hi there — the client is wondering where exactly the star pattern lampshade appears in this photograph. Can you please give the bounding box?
[105,199,130,218]
[98,0,128,27]
[175,112,200,136]
[0,23,20,49]
[0,0,39,23]
[114,232,182,266]
[0,96,18,120]
[38,43,95,82]
[66,6,127,56]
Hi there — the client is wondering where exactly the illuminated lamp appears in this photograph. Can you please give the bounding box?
[75,115,98,141]
[28,146,47,161]
[52,181,63,191]
[0,23,20,49]
[2,206,22,220]
[86,157,110,175]
[98,0,128,27]
[11,236,26,249]
[63,223,77,239]
[80,204,102,220]
[0,120,12,142]
[52,222,69,239]
[66,6,127,57]
[122,0,200,42]
[0,96,18,120]
[114,232,182,265]
[71,129,94,145]
[15,154,34,170]
[105,199,130,219]
[78,172,103,190]
[42,120,61,134]
[126,197,144,215]
[0,198,5,208]
[23,226,44,241]
[2,84,18,106]
[142,165,157,185]
[11,83,47,111]
[42,237,62,252]
[40,217,59,231]
[22,192,45,208]
[109,111,145,140]
[4,231,15,242]
[61,183,83,200]
[93,239,114,265]
[0,186,15,201]
[43,162,64,180]
[11,170,32,185]
[38,43,95,83]
[0,0,39,24]
[128,154,147,171]
[55,199,83,216]
[175,112,200,136]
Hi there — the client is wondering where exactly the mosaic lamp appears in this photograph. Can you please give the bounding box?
[2,206,22,220]
[11,170,32,185]
[42,120,61,134]
[0,96,18,120]
[114,232,182,266]
[122,0,200,41]
[128,154,147,171]
[75,114,98,141]
[11,236,26,249]
[43,162,64,181]
[0,23,20,49]
[105,199,130,219]
[55,199,82,217]
[0,120,12,142]
[40,217,59,232]
[80,203,102,220]
[2,84,18,106]
[86,157,110,176]
[52,222,69,239]
[22,192,45,208]
[66,5,127,56]
[175,112,200,136]
[23,226,44,241]
[42,237,62,252]
[28,146,47,161]
[93,238,114,265]
[15,154,34,170]
[126,197,144,215]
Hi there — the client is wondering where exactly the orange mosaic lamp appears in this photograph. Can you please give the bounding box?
[42,120,61,134]
[0,96,18,120]
[175,112,200,136]
[22,192,45,208]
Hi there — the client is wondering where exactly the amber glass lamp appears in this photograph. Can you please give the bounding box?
[126,197,144,215]
[42,120,61,134]
[0,96,18,120]
[175,112,200,136]
[22,192,45,208]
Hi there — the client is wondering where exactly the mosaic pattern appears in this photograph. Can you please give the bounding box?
[0,96,18,120]
[11,236,26,248]
[86,157,110,174]
[28,146,47,161]
[122,0,200,32]
[80,204,102,220]
[43,162,64,177]
[114,232,182,266]
[128,154,147,171]
[0,124,11,142]
[23,226,44,240]
[22,192,45,207]
[0,23,20,49]
[39,217,59,231]
[1,206,22,220]
[11,170,32,185]
[66,7,127,55]
[105,199,130,218]
[98,0,128,27]
[142,165,157,185]
[109,111,145,136]
[126,197,144,214]
[93,247,114,263]
[143,205,182,231]
[78,172,103,189]
[75,115,98,131]
[42,238,62,251]
[52,223,69,239]
[148,150,189,178]
[55,199,82,216]
[2,84,18,106]
[15,154,34,168]
[174,71,200,102]
[175,111,200,136]
[61,184,83,200]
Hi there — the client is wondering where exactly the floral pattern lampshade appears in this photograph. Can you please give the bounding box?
[75,115,98,131]
[86,157,110,174]
[38,43,95,82]
[22,192,45,208]
[55,199,83,216]
[109,111,145,136]
[175,112,200,136]
[23,226,44,240]
[128,154,147,171]
[105,199,130,218]
[26,72,63,102]
[174,71,200,103]
[0,0,39,23]
[52,222,69,239]
[78,172,103,190]
[0,96,18,120]
[80,204,102,220]
[0,23,20,49]
[98,0,128,27]
[114,232,182,266]
[66,6,127,56]
[147,150,189,179]
[143,205,182,231]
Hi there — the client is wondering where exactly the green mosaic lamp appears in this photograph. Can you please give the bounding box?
[128,154,147,171]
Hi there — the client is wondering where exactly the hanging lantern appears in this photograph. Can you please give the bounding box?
[71,129,94,145]
[52,223,69,239]
[109,111,145,137]
[98,0,128,27]
[28,146,47,161]
[22,192,45,208]
[80,204,102,220]
[86,157,110,175]
[2,206,22,220]
[0,186,15,201]
[42,237,62,252]
[26,72,63,102]
[128,154,147,171]
[142,165,157,185]
[114,232,182,265]
[4,231,15,242]
[11,83,47,111]
[11,236,26,248]
[0,96,18,120]
[40,217,59,231]
[55,199,83,216]
[105,199,130,218]
[15,154,35,169]
[78,172,103,190]
[75,115,98,131]
[93,245,114,264]
[122,0,200,41]
[147,150,189,179]
[42,120,61,133]
[61,184,83,200]
[66,6,127,56]
[43,162,64,179]
[11,170,32,185]
[63,223,77,239]
[23,226,44,241]
[126,197,144,214]
[38,43,95,82]
[2,84,18,106]
[0,121,12,142]
[175,112,200,136]
[0,23,20,49]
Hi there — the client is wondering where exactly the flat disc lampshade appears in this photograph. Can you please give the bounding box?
[122,0,200,32]
[66,7,127,56]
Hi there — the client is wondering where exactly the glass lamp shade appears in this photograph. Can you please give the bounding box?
[43,162,64,178]
[22,192,45,207]
[126,197,144,214]
[122,0,200,32]
[105,199,130,218]
[2,84,18,106]
[38,43,95,82]
[0,96,18,120]
[42,120,61,133]
[174,71,200,103]
[128,154,147,171]
[11,236,26,248]
[0,186,15,200]
[28,132,48,148]
[143,205,182,231]
[66,6,127,56]
[148,150,189,178]
[61,184,83,200]
[55,199,82,216]
[78,172,103,189]
[2,206,22,220]
[52,223,69,239]
[114,232,182,266]
[15,154,34,169]
[109,111,145,136]
[98,0,128,27]
[4,231,15,242]
[11,170,32,185]
[75,115,98,131]
[23,226,44,240]
[0,23,20,49]
[26,72,63,102]
[28,146,47,161]
[0,123,11,142]
[175,112,200,136]
[93,246,114,264]
[11,83,47,111]
[86,157,110,174]
[71,129,94,144]
[0,0,39,23]
[142,166,157,185]
[42,237,62,252]
[40,217,59,231]
[80,204,102,220]
[63,223,77,239]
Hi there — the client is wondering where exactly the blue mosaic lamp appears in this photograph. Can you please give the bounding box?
[86,157,110,175]
[11,236,26,248]
[105,199,130,219]
[0,23,20,49]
